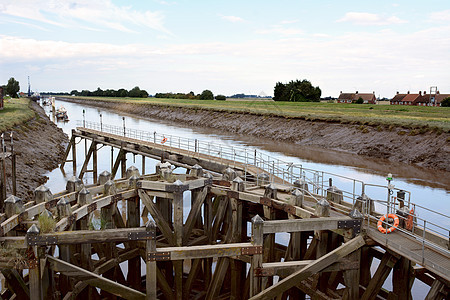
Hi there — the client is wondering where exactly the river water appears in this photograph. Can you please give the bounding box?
[40,98,448,298]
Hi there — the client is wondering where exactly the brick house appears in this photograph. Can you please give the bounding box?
[391,91,449,106]
[337,91,377,104]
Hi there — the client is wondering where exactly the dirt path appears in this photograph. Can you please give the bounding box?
[1,101,67,201]
[58,97,450,172]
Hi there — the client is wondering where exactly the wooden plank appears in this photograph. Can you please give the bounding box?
[205,257,230,299]
[48,256,146,300]
[78,140,96,180]
[0,269,29,299]
[361,252,399,300]
[138,189,176,246]
[146,221,157,300]
[425,279,446,300]
[183,186,207,244]
[127,195,141,290]
[156,242,253,260]
[263,217,353,234]
[258,258,359,277]
[111,149,126,179]
[249,235,365,300]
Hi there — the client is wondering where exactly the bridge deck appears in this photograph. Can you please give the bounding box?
[367,226,450,281]
[77,127,285,183]
[75,127,450,282]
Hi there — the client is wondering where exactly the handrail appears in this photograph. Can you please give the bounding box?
[76,120,450,260]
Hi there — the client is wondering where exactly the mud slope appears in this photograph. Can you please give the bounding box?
[59,98,450,172]
[1,101,68,201]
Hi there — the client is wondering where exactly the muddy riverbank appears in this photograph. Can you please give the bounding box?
[58,97,450,172]
[1,101,67,201]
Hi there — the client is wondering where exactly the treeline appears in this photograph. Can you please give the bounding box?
[155,90,226,100]
[70,86,148,98]
[273,79,321,102]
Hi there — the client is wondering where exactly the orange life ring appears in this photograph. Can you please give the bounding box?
[377,214,399,234]
[405,209,414,231]
[161,137,167,144]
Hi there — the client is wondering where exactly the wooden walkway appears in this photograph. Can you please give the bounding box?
[76,127,450,282]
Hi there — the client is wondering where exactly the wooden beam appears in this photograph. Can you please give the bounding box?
[183,186,208,244]
[78,141,96,180]
[263,217,355,234]
[138,189,176,246]
[249,235,365,300]
[47,256,146,300]
[0,269,29,299]
[361,252,399,300]
[425,279,446,300]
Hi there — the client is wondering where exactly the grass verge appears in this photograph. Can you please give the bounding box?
[0,98,35,133]
[62,96,450,132]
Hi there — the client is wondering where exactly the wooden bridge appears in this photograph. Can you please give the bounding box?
[0,122,448,299]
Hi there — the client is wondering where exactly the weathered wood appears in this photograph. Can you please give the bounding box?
[29,246,43,300]
[139,189,176,246]
[183,186,208,244]
[263,217,355,234]
[424,279,446,300]
[205,257,230,299]
[0,269,29,299]
[393,257,413,300]
[249,235,365,300]
[146,221,157,300]
[78,141,96,180]
[342,249,361,300]
[361,252,399,300]
[154,242,255,260]
[250,215,264,297]
[127,195,141,290]
[48,256,146,299]
[111,149,126,179]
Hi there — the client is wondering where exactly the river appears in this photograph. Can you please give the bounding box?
[40,98,448,298]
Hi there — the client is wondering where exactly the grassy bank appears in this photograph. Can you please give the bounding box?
[0,98,36,133]
[63,96,450,132]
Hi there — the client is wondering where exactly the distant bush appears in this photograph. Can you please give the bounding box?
[199,90,214,100]
[355,97,364,104]
[215,95,226,100]
[441,97,450,107]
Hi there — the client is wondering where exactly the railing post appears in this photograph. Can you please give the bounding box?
[122,117,125,136]
[422,220,426,265]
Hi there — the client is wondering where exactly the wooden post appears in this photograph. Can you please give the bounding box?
[250,215,263,297]
[72,135,77,176]
[57,197,73,295]
[27,224,43,300]
[127,193,141,290]
[231,177,244,300]
[315,199,330,293]
[173,180,185,300]
[11,152,16,195]
[146,221,157,299]
[92,141,98,184]
[392,257,413,300]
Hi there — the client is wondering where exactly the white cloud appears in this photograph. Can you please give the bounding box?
[281,20,299,24]
[428,10,450,23]
[221,15,246,23]
[0,0,169,34]
[337,12,407,26]
[256,25,304,36]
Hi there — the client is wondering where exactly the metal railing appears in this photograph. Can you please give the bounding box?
[76,120,450,264]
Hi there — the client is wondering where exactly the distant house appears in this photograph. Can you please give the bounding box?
[390,91,449,106]
[337,91,377,104]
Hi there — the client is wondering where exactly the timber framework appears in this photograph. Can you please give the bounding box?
[0,121,448,299]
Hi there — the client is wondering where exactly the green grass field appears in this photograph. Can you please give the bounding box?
[0,98,35,133]
[67,96,450,132]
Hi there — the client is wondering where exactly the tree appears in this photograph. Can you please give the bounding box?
[441,97,450,107]
[273,79,321,102]
[356,97,364,104]
[128,86,142,98]
[199,90,214,100]
[140,90,149,98]
[215,95,226,100]
[70,90,79,96]
[6,77,20,98]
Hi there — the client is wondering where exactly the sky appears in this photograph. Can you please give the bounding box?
[0,0,449,98]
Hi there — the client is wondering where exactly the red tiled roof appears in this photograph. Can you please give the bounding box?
[401,94,420,102]
[391,94,407,102]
